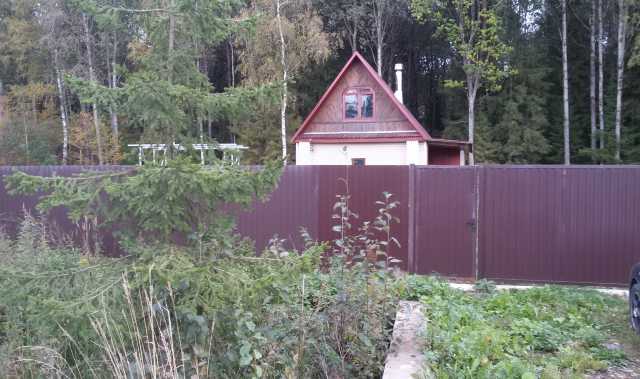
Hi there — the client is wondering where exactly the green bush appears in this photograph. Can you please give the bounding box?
[0,214,398,378]
[0,215,126,378]
[1,163,402,378]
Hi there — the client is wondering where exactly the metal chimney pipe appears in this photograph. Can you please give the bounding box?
[394,63,403,104]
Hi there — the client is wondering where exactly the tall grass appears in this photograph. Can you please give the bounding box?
[1,194,403,378]
[90,276,193,379]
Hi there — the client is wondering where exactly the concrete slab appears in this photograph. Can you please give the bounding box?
[383,300,430,379]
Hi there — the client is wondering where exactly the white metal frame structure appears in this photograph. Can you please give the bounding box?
[128,143,248,166]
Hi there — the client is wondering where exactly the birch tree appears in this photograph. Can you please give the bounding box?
[597,0,605,149]
[276,0,288,161]
[561,0,570,164]
[103,4,120,141]
[168,0,176,84]
[411,0,512,165]
[236,0,330,162]
[54,51,69,164]
[614,0,627,160]
[590,0,597,151]
[366,0,401,76]
[38,0,72,164]
[82,12,104,165]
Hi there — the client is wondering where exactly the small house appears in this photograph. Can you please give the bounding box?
[292,52,470,165]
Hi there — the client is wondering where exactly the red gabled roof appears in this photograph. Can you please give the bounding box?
[291,52,432,143]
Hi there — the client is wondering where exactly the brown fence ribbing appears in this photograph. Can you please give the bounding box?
[478,166,640,286]
[412,167,476,278]
[0,166,131,257]
[236,166,410,269]
[1,165,640,286]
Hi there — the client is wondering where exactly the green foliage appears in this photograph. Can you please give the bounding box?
[0,82,61,165]
[473,278,496,294]
[66,71,281,143]
[476,79,552,163]
[232,106,297,164]
[0,215,126,378]
[0,211,398,378]
[411,0,513,93]
[3,0,640,164]
[4,159,283,245]
[0,117,61,165]
[407,276,629,378]
[396,273,451,301]
[1,165,401,377]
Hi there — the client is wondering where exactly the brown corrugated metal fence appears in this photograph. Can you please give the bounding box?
[412,167,476,278]
[0,166,130,257]
[478,166,640,286]
[2,165,640,286]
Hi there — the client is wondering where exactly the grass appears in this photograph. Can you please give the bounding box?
[404,276,640,379]
[0,210,400,378]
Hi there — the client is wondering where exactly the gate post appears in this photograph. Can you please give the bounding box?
[407,164,416,273]
[473,166,481,280]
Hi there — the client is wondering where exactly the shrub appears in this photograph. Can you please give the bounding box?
[0,216,126,378]
[1,160,402,378]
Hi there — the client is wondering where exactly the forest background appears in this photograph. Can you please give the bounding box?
[1,0,640,165]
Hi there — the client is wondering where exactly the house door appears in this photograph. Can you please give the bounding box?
[411,167,477,278]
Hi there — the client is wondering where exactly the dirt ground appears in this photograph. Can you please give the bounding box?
[588,359,640,378]
[588,323,640,378]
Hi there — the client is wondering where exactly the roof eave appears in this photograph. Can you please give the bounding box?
[297,136,427,144]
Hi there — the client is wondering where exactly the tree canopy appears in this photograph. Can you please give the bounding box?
[1,0,639,164]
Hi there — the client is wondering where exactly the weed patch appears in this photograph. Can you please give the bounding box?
[409,276,632,378]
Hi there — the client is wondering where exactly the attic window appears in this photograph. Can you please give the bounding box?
[343,88,374,120]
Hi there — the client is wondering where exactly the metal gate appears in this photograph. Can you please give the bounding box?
[411,166,477,278]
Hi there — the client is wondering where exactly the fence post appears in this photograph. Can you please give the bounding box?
[473,166,481,280]
[407,164,416,273]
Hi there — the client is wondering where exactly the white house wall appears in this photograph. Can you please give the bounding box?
[295,142,428,165]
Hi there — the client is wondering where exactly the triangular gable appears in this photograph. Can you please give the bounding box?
[291,52,431,143]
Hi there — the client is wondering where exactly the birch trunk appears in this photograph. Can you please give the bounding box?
[466,68,478,166]
[22,105,29,163]
[110,29,119,141]
[376,22,383,76]
[561,0,570,165]
[276,0,288,162]
[82,13,103,165]
[351,27,358,53]
[590,0,597,151]
[467,90,475,166]
[614,0,626,161]
[598,0,605,149]
[54,50,69,165]
[31,95,37,146]
[168,0,175,84]
[372,0,385,76]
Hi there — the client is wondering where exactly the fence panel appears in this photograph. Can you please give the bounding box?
[413,167,476,277]
[3,165,640,286]
[316,166,410,269]
[479,166,640,286]
[235,166,319,253]
[0,166,128,256]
